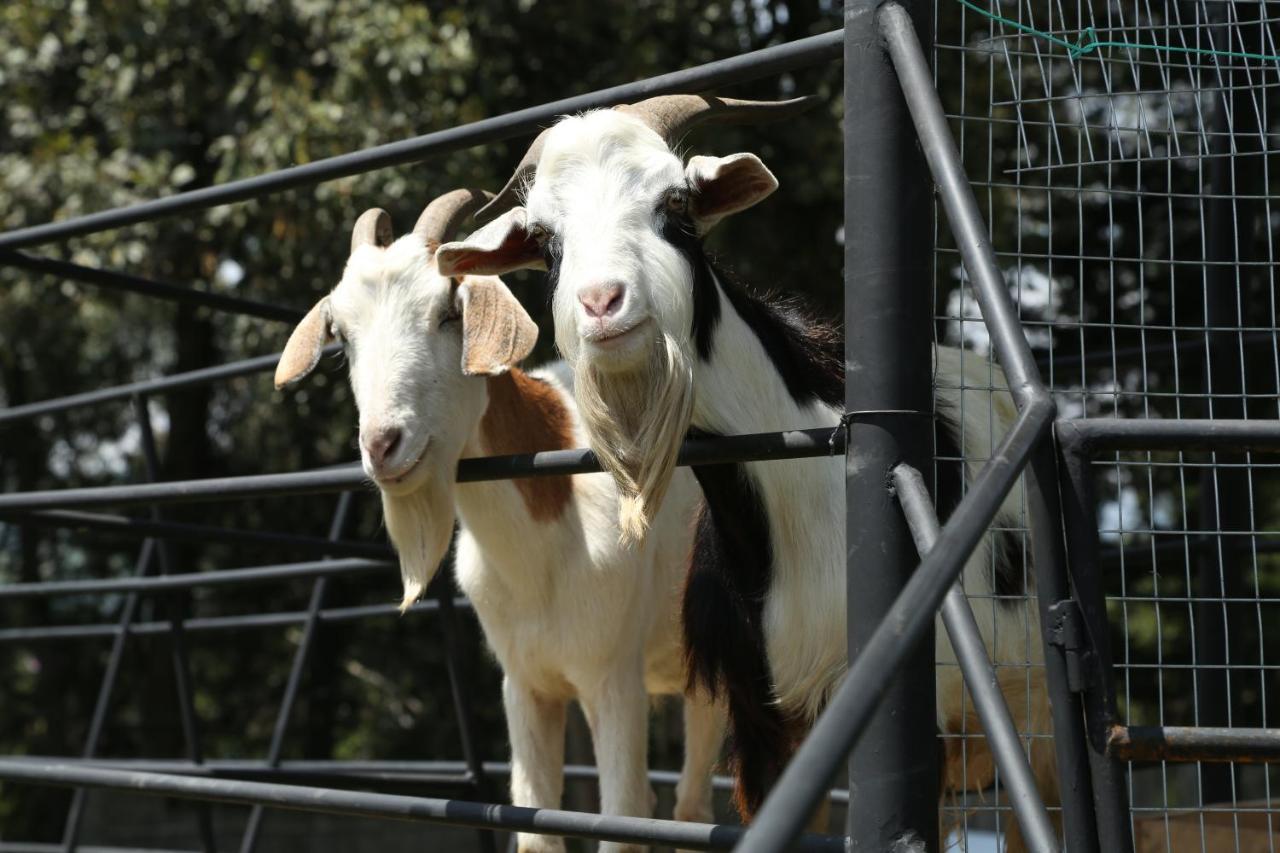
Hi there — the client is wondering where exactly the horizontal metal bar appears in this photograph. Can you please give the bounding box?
[0,598,461,644]
[0,558,391,599]
[0,762,845,851]
[1107,725,1280,764]
[0,840,195,845]
[0,32,842,250]
[737,398,1053,851]
[0,251,303,323]
[0,428,845,511]
[894,464,1059,853]
[0,757,853,804]
[3,509,394,559]
[0,348,341,426]
[1057,418,1280,454]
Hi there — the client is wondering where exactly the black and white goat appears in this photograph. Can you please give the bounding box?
[274,190,724,853]
[436,98,1057,844]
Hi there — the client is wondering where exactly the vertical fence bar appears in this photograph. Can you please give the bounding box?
[58,539,156,852]
[237,491,353,853]
[1025,447,1110,853]
[134,393,219,853]
[1055,426,1135,853]
[894,464,1059,853]
[1193,0,1260,809]
[843,0,937,848]
[434,577,499,853]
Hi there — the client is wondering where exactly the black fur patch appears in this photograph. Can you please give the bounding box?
[540,235,563,310]
[658,210,721,360]
[683,435,790,818]
[934,419,1025,604]
[658,210,843,408]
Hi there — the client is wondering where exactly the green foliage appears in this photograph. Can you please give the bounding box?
[0,1,842,841]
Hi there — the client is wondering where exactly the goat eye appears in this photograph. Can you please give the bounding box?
[665,188,689,214]
[528,223,551,246]
[440,308,461,326]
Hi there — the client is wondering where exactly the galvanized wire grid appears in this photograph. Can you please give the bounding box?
[936,0,1280,849]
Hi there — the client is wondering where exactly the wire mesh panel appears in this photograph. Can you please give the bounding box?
[934,1,1280,849]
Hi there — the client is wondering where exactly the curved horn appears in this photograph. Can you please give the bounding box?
[414,188,496,250]
[474,127,551,222]
[351,208,394,253]
[615,94,820,146]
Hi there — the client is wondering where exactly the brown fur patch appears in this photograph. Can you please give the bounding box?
[938,668,1061,853]
[479,370,575,521]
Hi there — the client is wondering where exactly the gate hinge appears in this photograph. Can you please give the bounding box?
[1047,598,1095,693]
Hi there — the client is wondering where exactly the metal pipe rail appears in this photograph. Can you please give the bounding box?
[1108,726,1280,764]
[0,31,842,250]
[893,464,1059,853]
[0,557,391,599]
[0,349,332,426]
[4,509,395,559]
[0,428,845,511]
[0,757,856,802]
[0,762,846,852]
[0,598,460,644]
[0,250,303,323]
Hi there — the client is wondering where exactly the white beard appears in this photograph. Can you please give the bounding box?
[573,330,694,542]
[382,477,456,611]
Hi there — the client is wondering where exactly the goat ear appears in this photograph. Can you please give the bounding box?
[275,298,332,389]
[435,208,546,277]
[455,276,538,376]
[685,153,779,233]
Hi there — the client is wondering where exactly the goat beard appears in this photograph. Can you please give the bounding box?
[381,477,455,612]
[574,330,694,543]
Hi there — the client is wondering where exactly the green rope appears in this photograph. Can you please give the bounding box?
[955,0,1280,64]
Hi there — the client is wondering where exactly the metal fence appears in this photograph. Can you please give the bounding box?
[1,1,1277,852]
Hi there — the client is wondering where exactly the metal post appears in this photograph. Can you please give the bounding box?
[893,464,1060,853]
[238,491,353,853]
[434,574,498,853]
[58,539,156,851]
[1053,428,1134,853]
[842,0,936,848]
[134,394,218,853]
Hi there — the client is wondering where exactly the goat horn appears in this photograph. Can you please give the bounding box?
[415,188,496,250]
[351,208,394,253]
[474,127,551,222]
[476,95,817,222]
[615,94,820,146]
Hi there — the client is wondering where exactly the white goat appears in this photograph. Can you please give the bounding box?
[435,99,1058,848]
[274,190,724,853]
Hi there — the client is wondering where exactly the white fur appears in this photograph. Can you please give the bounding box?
[291,234,724,853]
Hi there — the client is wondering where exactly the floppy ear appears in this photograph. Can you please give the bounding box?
[275,299,333,389]
[435,208,546,277]
[454,276,538,376]
[685,153,779,233]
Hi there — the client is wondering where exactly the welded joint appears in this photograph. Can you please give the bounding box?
[1046,599,1094,693]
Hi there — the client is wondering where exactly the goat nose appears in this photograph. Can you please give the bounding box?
[363,426,402,467]
[579,282,625,319]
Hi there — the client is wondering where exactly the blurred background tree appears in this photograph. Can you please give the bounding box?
[3,0,1279,847]
[0,0,844,846]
